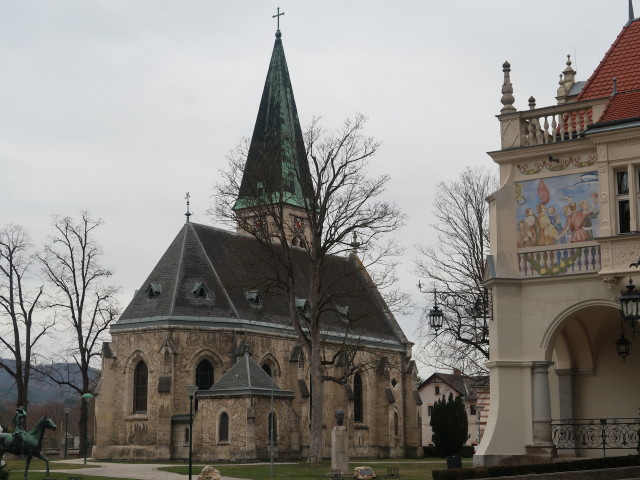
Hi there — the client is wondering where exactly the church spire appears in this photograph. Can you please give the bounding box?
[234,27,311,212]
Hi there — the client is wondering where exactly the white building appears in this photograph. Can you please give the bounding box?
[475,10,640,466]
[418,371,489,447]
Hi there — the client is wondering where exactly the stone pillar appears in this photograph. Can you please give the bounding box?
[526,361,556,458]
[331,426,348,474]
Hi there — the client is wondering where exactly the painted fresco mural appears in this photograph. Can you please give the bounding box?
[515,171,599,249]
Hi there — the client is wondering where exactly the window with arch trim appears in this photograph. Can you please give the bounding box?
[219,412,229,442]
[394,410,399,437]
[354,373,363,423]
[195,359,214,411]
[268,412,277,445]
[133,360,148,413]
[262,363,272,377]
[435,385,440,396]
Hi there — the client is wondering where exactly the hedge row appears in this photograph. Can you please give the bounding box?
[432,454,640,480]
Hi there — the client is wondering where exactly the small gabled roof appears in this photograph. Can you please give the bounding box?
[418,371,489,398]
[200,351,294,398]
[578,18,640,101]
[420,372,467,396]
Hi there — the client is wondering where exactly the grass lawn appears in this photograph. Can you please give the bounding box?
[2,459,109,480]
[161,458,472,480]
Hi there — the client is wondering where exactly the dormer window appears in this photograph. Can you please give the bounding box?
[245,289,262,308]
[295,298,309,317]
[336,305,350,323]
[192,282,209,299]
[145,283,161,299]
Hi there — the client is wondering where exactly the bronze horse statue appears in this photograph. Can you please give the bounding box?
[0,415,57,480]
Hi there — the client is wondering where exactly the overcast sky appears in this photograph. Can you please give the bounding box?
[0,1,631,374]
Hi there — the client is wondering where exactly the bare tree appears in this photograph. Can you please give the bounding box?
[213,114,407,462]
[38,213,119,456]
[415,167,497,375]
[0,225,52,409]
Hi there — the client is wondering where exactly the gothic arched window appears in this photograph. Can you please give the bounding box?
[354,373,363,423]
[196,360,214,389]
[394,410,399,437]
[219,412,229,442]
[133,360,148,413]
[262,363,272,377]
[268,412,277,445]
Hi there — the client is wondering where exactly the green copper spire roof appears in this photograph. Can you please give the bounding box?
[234,30,311,210]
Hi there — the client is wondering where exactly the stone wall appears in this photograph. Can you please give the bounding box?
[94,325,420,460]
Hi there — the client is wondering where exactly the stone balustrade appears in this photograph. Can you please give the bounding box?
[518,244,601,277]
[500,98,609,149]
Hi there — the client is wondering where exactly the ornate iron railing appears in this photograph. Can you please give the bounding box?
[552,418,640,454]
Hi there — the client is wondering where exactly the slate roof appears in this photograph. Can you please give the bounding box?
[578,18,640,102]
[199,351,294,398]
[235,30,311,210]
[114,222,408,349]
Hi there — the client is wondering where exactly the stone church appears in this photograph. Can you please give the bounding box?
[93,27,422,461]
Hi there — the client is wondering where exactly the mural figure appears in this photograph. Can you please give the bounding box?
[515,171,599,248]
[547,207,565,244]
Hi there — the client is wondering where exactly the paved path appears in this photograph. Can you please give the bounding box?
[48,458,253,480]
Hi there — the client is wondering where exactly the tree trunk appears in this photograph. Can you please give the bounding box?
[79,397,89,458]
[308,341,324,462]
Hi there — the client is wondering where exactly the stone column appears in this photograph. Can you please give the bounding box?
[526,361,556,458]
[331,426,348,474]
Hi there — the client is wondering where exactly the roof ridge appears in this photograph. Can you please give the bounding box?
[577,22,629,100]
[169,224,188,316]
[578,19,640,101]
[190,223,240,318]
[347,253,409,346]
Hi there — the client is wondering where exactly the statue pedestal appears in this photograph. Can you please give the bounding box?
[331,426,348,474]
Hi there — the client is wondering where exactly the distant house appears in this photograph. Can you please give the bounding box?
[418,370,489,447]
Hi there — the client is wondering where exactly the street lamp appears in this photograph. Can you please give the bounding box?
[81,393,94,465]
[417,281,491,343]
[475,405,485,444]
[617,278,640,328]
[616,331,631,361]
[63,398,73,458]
[186,384,198,480]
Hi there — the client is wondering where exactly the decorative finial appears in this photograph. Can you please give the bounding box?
[185,192,191,222]
[273,7,285,36]
[528,96,536,110]
[500,61,516,114]
[630,0,635,22]
[350,231,361,254]
[561,54,576,97]
[556,73,567,104]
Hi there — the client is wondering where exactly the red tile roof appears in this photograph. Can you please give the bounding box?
[600,89,640,122]
[578,19,640,101]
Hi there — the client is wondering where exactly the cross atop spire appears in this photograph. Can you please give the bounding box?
[273,7,285,34]
[185,192,191,222]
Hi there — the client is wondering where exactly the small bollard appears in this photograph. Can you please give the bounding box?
[446,455,462,469]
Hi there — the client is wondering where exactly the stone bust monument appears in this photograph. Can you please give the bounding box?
[335,408,345,426]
